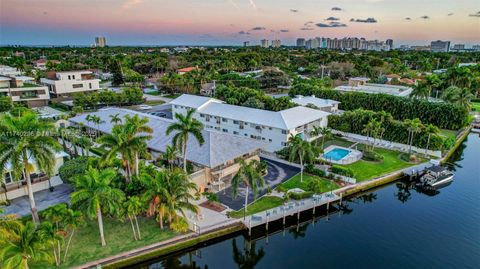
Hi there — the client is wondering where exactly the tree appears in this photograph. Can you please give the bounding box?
[163,169,199,224]
[109,113,122,125]
[424,124,440,156]
[166,110,205,172]
[39,221,64,266]
[0,96,13,112]
[231,160,265,213]
[123,115,153,176]
[124,196,144,240]
[287,134,316,182]
[62,209,84,261]
[110,59,124,86]
[443,86,475,111]
[404,118,423,154]
[70,168,125,246]
[40,203,67,264]
[140,169,170,229]
[0,222,53,269]
[362,119,382,152]
[0,112,62,225]
[310,126,331,149]
[231,238,265,269]
[163,145,179,169]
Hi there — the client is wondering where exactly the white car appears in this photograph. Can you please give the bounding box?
[138,105,152,110]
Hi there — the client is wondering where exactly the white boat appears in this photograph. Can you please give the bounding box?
[418,166,454,188]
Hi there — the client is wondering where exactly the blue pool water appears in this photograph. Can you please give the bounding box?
[323,147,351,161]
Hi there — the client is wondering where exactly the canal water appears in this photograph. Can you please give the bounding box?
[130,134,480,269]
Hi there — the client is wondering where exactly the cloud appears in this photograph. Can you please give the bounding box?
[447,13,454,16]
[251,26,266,31]
[332,7,342,11]
[227,0,240,10]
[352,17,378,23]
[238,31,250,35]
[300,27,314,31]
[290,9,298,13]
[121,0,143,9]
[316,21,347,28]
[469,11,480,17]
[405,17,411,20]
[420,15,430,19]
[325,17,340,21]
[304,21,314,26]
[249,0,257,10]
[280,29,289,32]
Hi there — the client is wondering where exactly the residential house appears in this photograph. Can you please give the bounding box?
[291,95,340,113]
[41,70,101,97]
[335,77,413,97]
[0,75,50,107]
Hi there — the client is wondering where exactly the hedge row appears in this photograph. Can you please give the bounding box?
[328,109,447,151]
[290,85,468,130]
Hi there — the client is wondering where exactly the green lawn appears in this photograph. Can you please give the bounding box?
[471,101,480,112]
[228,196,284,218]
[31,217,177,269]
[321,136,355,149]
[279,173,339,193]
[143,100,165,106]
[163,93,182,99]
[340,148,422,182]
[440,129,457,140]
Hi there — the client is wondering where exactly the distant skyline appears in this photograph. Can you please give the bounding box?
[1,0,479,46]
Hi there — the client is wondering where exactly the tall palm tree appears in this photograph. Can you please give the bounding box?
[163,169,199,224]
[287,134,316,182]
[70,168,125,246]
[0,207,23,243]
[404,118,423,154]
[123,115,153,176]
[0,112,62,225]
[0,222,53,269]
[163,145,179,169]
[124,196,144,240]
[140,169,170,229]
[424,124,440,156]
[231,160,265,213]
[62,209,84,261]
[39,221,64,266]
[310,126,331,149]
[231,238,265,269]
[166,110,205,172]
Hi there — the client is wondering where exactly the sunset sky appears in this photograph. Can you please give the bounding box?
[1,0,479,46]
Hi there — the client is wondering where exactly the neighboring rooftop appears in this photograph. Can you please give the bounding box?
[335,83,413,97]
[69,108,266,168]
[171,94,330,130]
[291,95,340,108]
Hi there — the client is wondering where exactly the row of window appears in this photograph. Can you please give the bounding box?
[204,125,273,142]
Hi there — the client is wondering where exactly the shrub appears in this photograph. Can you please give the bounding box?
[276,185,288,193]
[362,151,384,162]
[288,191,314,200]
[204,192,219,202]
[170,217,189,233]
[58,157,89,183]
[305,163,326,177]
[331,165,354,177]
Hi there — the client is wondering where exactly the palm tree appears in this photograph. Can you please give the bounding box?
[0,112,62,225]
[424,124,440,156]
[124,196,144,240]
[109,113,122,125]
[0,207,22,243]
[75,136,92,157]
[123,115,153,176]
[310,126,331,149]
[163,145,179,169]
[404,118,423,154]
[166,110,205,172]
[442,86,475,110]
[62,209,84,261]
[0,222,53,269]
[287,134,316,182]
[40,203,67,263]
[231,238,265,269]
[70,168,125,246]
[163,169,199,224]
[362,119,382,152]
[39,221,64,266]
[231,160,265,213]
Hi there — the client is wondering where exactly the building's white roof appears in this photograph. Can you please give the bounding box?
[171,94,330,130]
[291,95,340,108]
[0,76,10,81]
[56,70,93,75]
[69,108,266,168]
[350,77,370,81]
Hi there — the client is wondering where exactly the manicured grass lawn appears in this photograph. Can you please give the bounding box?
[228,196,284,218]
[471,101,480,112]
[340,148,422,182]
[440,129,457,140]
[144,100,165,106]
[31,217,177,269]
[321,136,355,149]
[279,173,339,193]
[163,93,182,99]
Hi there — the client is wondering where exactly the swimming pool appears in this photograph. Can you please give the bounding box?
[323,147,351,161]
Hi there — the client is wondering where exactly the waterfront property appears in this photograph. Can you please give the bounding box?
[170,94,330,152]
[335,77,413,97]
[1,151,68,201]
[69,108,266,192]
[291,95,340,113]
[321,145,363,165]
[40,70,101,97]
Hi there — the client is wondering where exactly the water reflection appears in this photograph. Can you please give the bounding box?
[232,238,265,269]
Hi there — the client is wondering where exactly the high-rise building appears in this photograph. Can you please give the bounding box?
[260,39,269,48]
[296,38,306,47]
[386,39,394,50]
[95,36,107,47]
[243,41,250,47]
[430,40,450,52]
[272,40,281,48]
[473,45,480,52]
[452,44,465,51]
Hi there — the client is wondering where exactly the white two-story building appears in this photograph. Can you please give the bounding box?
[170,94,330,152]
[0,75,50,107]
[41,70,100,97]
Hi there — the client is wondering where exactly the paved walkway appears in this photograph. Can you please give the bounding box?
[3,183,73,216]
[217,158,300,211]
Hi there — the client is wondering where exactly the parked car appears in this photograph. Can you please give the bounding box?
[138,105,153,110]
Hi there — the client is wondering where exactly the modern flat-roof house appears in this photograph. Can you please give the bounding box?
[291,95,340,113]
[69,108,266,192]
[1,151,68,201]
[170,94,330,152]
[41,70,100,97]
[334,77,413,97]
[0,75,50,107]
